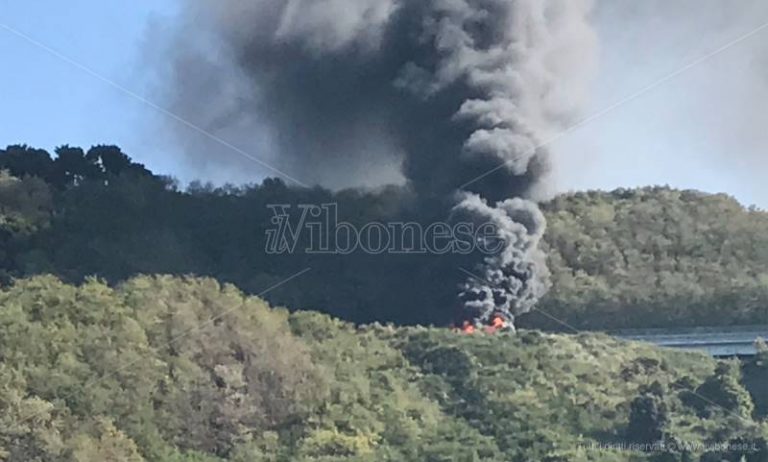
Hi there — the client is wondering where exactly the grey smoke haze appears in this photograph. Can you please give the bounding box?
[156,1,768,209]
[165,0,597,193]
[159,0,597,324]
[553,0,768,205]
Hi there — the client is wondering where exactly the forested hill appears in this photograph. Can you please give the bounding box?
[2,275,767,461]
[1,144,768,329]
[528,188,768,330]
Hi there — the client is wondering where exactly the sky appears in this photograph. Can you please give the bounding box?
[1,1,768,207]
[553,0,768,208]
[0,1,181,175]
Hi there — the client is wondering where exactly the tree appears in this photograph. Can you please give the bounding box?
[627,383,668,445]
[86,145,151,178]
[0,145,54,181]
[51,146,100,188]
[69,418,145,462]
[694,362,755,419]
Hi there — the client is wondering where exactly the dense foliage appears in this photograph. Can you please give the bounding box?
[2,144,768,329]
[528,188,768,329]
[1,275,766,461]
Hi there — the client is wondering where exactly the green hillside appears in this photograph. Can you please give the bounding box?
[2,145,768,330]
[532,188,768,330]
[1,275,766,461]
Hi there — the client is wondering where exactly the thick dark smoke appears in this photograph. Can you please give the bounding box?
[453,193,550,325]
[161,0,597,326]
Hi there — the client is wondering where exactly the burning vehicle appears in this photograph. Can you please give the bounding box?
[456,312,513,335]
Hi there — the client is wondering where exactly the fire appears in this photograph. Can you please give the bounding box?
[456,314,510,335]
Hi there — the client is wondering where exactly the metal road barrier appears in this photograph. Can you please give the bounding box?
[611,325,768,357]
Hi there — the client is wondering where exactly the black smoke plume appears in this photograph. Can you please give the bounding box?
[160,0,597,327]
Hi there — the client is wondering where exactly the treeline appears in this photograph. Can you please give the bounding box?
[1,275,767,461]
[2,144,768,329]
